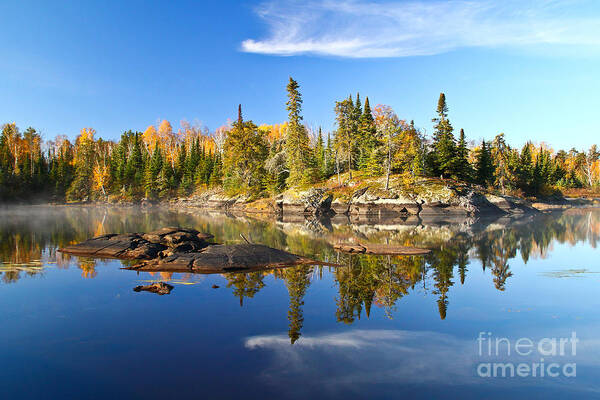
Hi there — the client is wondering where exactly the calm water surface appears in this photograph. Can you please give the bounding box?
[1,206,600,399]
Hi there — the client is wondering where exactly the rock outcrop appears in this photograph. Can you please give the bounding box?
[276,188,334,216]
[133,282,174,295]
[59,227,212,260]
[169,179,551,218]
[59,227,338,274]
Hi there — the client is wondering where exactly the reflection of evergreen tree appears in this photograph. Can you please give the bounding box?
[334,253,424,321]
[374,255,414,319]
[428,247,456,320]
[335,254,371,323]
[284,266,312,344]
[225,271,266,306]
[456,240,470,285]
[489,234,513,291]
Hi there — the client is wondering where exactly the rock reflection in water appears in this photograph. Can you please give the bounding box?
[1,205,600,343]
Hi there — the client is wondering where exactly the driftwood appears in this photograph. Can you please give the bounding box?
[59,227,340,274]
[333,243,430,255]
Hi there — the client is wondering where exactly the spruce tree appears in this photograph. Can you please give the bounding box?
[431,93,456,178]
[144,143,163,198]
[454,129,472,182]
[222,105,268,194]
[334,97,357,180]
[284,77,313,186]
[125,132,143,194]
[358,96,377,170]
[517,142,533,191]
[475,140,494,186]
[314,127,325,180]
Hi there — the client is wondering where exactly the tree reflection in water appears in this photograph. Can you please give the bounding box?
[1,206,600,343]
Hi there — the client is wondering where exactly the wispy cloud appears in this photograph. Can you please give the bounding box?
[245,328,600,396]
[241,0,600,57]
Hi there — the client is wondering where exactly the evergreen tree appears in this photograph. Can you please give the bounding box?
[475,140,494,186]
[223,105,268,195]
[431,93,456,178]
[314,127,325,180]
[125,132,144,194]
[334,96,357,180]
[284,266,312,344]
[324,132,335,178]
[517,142,533,192]
[357,96,377,170]
[144,143,163,198]
[454,129,472,182]
[284,77,314,186]
[209,153,223,187]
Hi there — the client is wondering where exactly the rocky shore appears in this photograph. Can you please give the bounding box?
[170,178,593,218]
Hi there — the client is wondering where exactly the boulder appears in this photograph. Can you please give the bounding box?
[60,228,340,274]
[60,228,213,260]
[349,189,420,216]
[129,244,321,273]
[133,282,174,295]
[280,188,334,216]
[331,198,350,215]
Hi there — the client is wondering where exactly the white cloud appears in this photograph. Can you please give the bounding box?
[241,0,600,57]
[244,328,600,396]
[245,329,478,386]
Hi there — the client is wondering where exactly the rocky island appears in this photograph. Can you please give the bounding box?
[58,226,432,273]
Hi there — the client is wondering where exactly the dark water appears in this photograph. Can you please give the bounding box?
[1,206,600,399]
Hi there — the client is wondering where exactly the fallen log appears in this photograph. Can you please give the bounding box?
[333,243,430,255]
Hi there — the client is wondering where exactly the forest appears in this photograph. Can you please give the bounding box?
[1,77,599,202]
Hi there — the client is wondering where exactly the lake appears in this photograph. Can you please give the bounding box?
[1,205,600,399]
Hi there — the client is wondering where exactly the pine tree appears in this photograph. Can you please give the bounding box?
[144,143,163,198]
[358,96,377,170]
[223,105,268,194]
[454,129,472,182]
[431,93,456,178]
[284,77,313,186]
[125,132,143,194]
[475,140,494,186]
[334,97,357,180]
[517,142,533,192]
[284,266,311,344]
[209,153,223,187]
[324,132,335,178]
[314,127,325,180]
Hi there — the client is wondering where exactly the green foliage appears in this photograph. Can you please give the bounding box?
[453,129,472,182]
[475,140,494,186]
[334,96,359,179]
[223,106,268,195]
[2,84,598,202]
[285,77,315,187]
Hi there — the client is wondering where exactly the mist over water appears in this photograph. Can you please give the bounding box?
[1,206,600,399]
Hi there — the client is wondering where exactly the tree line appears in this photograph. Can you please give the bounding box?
[1,78,599,202]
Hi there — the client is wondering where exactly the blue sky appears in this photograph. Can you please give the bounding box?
[1,0,599,149]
